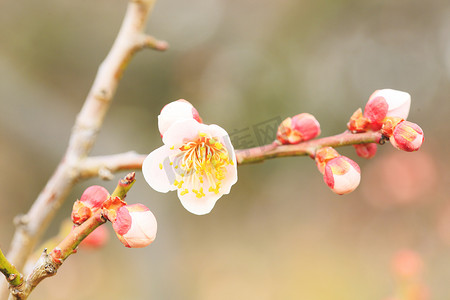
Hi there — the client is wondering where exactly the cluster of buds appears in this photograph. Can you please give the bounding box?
[348,89,424,154]
[71,182,157,248]
[274,89,424,196]
[275,112,362,195]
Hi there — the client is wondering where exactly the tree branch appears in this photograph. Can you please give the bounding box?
[78,152,145,180]
[73,131,383,181]
[2,1,162,297]
[8,173,135,300]
[235,131,383,165]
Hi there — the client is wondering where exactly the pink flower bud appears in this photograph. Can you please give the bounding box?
[315,147,340,174]
[389,121,424,152]
[277,113,320,144]
[80,185,110,210]
[80,226,109,249]
[71,185,109,225]
[364,96,389,130]
[158,99,203,136]
[323,156,361,195]
[353,143,377,159]
[112,204,157,248]
[368,88,410,117]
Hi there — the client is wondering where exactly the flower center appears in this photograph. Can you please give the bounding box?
[174,133,232,198]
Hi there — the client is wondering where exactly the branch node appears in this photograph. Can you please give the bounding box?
[98,167,114,180]
[379,135,389,145]
[13,214,29,227]
[7,274,17,282]
[94,90,111,104]
[44,263,57,276]
[139,34,169,51]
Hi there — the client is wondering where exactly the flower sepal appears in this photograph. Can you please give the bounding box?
[315,147,340,174]
[101,196,127,223]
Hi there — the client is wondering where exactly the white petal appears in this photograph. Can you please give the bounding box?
[158,101,195,136]
[373,89,411,119]
[219,163,238,195]
[177,187,221,215]
[142,145,177,193]
[124,210,157,248]
[162,119,207,148]
[331,166,361,195]
[207,124,229,139]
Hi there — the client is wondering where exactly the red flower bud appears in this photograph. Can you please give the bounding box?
[112,204,157,248]
[364,96,389,130]
[353,143,377,159]
[389,121,424,152]
[72,186,109,225]
[277,113,320,144]
[323,156,361,195]
[79,185,110,210]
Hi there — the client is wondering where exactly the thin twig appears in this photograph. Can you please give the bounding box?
[0,250,22,288]
[235,131,383,165]
[78,152,145,180]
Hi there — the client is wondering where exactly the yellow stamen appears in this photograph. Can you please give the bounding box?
[173,134,232,198]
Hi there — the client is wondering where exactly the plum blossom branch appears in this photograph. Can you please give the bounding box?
[235,131,383,165]
[2,0,163,297]
[9,216,105,300]
[86,131,383,172]
[8,174,136,300]
[78,152,145,180]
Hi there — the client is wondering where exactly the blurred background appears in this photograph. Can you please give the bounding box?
[0,0,449,299]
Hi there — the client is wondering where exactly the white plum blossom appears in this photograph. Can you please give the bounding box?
[143,119,237,215]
